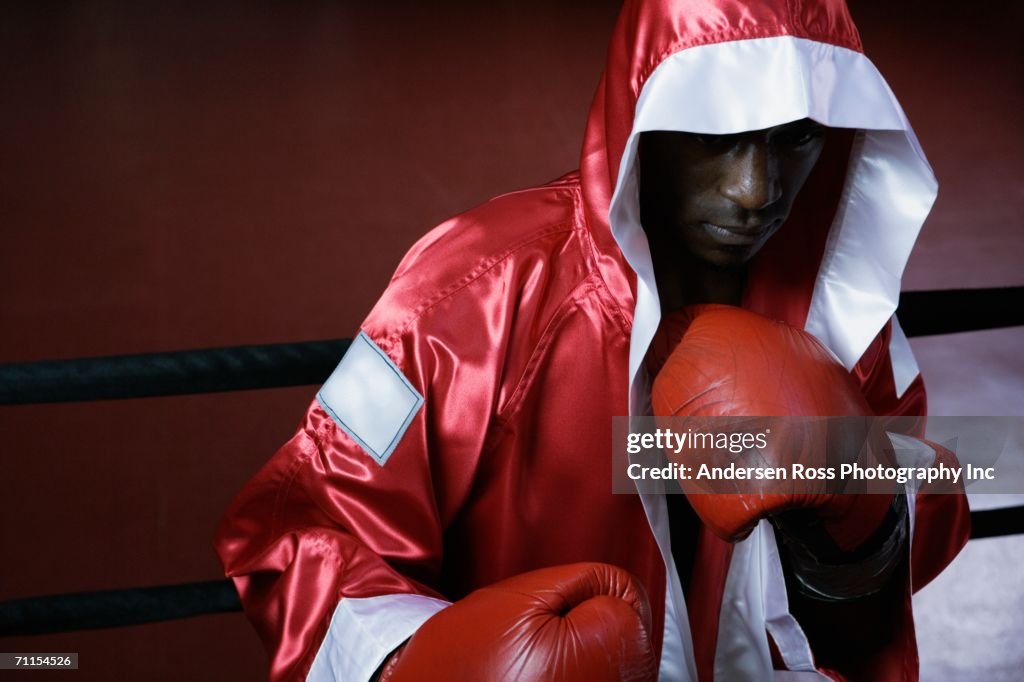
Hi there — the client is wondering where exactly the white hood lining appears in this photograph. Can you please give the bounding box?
[608,35,936,413]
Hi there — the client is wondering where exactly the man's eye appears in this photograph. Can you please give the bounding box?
[691,132,735,147]
[776,126,823,147]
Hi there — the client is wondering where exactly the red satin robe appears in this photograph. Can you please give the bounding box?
[215,0,970,679]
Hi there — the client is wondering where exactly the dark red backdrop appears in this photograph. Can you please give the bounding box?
[0,2,1020,680]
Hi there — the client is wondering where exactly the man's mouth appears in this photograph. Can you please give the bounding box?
[697,219,779,246]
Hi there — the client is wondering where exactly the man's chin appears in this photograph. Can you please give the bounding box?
[694,244,761,270]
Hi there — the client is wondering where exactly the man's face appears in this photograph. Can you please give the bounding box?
[638,119,826,269]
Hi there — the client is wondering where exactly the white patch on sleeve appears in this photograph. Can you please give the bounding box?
[317,332,424,466]
[889,315,920,399]
[307,594,450,682]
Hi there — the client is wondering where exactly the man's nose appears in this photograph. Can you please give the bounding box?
[717,142,782,211]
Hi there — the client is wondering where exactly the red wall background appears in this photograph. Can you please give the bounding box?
[0,1,1020,680]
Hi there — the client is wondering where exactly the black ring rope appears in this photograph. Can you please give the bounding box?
[0,339,350,405]
[0,287,1021,406]
[0,580,240,637]
[969,504,1024,540]
[0,504,1019,636]
[897,287,1024,337]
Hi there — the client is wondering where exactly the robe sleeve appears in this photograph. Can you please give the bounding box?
[214,307,498,680]
[851,314,971,591]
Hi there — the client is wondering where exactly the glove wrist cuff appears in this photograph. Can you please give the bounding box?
[772,489,908,602]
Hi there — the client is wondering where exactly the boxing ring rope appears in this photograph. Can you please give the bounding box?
[0,581,240,637]
[0,339,351,405]
[2,288,1021,406]
[1,286,1022,636]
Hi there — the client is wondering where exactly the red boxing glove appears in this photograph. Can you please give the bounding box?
[379,563,658,682]
[651,305,894,552]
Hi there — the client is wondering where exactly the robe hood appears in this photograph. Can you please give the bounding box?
[578,0,937,412]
